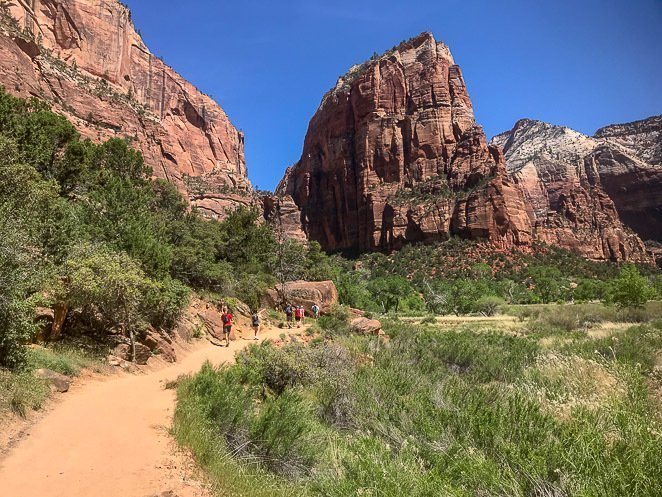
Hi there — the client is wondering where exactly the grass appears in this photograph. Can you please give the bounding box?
[0,369,50,417]
[0,342,107,419]
[174,304,662,496]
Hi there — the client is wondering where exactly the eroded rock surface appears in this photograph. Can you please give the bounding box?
[493,118,657,261]
[0,0,252,216]
[263,280,339,314]
[593,116,662,242]
[277,32,533,253]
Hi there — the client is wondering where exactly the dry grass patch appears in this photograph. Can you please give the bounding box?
[525,354,626,420]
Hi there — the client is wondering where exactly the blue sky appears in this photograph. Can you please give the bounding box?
[124,0,662,191]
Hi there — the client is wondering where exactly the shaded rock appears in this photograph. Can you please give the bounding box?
[143,329,176,363]
[107,355,122,367]
[262,193,308,243]
[112,343,151,365]
[350,317,383,336]
[276,32,533,253]
[34,369,70,393]
[263,280,339,314]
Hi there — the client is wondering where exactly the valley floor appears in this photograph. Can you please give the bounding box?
[0,324,302,497]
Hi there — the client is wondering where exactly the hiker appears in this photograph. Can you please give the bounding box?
[221,307,233,347]
[251,310,260,340]
[300,306,306,325]
[294,305,303,328]
[311,303,320,320]
[285,303,293,328]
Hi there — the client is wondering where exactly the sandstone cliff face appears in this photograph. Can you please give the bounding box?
[277,33,533,253]
[493,117,660,261]
[595,116,662,166]
[0,0,252,216]
[492,119,649,261]
[592,116,662,242]
[262,185,308,244]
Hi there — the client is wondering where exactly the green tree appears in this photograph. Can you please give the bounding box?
[475,295,506,317]
[608,264,654,309]
[367,276,415,313]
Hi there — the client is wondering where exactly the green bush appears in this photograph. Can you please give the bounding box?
[317,305,351,336]
[475,295,506,316]
[608,264,655,309]
[175,320,662,496]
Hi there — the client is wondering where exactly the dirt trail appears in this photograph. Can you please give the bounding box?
[0,324,300,497]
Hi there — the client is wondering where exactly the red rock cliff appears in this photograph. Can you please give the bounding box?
[277,33,533,253]
[592,116,662,243]
[0,0,252,216]
[492,119,650,262]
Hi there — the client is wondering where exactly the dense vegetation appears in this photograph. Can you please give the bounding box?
[175,306,662,496]
[333,241,661,316]
[0,87,328,370]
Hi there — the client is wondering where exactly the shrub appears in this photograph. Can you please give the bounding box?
[475,295,506,316]
[317,305,351,336]
[608,264,655,309]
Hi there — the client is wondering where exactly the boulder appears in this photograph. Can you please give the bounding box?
[350,317,384,336]
[34,369,70,393]
[263,280,339,315]
[112,343,152,365]
[143,329,177,363]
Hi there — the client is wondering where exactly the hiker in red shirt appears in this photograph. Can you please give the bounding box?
[221,308,233,347]
[295,305,305,328]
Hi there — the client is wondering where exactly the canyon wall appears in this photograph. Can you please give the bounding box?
[277,32,533,253]
[592,116,662,242]
[492,119,650,261]
[0,0,252,216]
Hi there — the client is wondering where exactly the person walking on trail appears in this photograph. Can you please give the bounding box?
[294,305,304,328]
[221,308,233,347]
[312,303,320,320]
[251,310,260,340]
[300,306,306,325]
[285,304,293,328]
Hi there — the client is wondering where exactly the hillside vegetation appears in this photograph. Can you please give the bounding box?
[0,87,330,410]
[175,306,662,496]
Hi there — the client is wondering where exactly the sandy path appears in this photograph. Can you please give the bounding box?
[0,325,297,497]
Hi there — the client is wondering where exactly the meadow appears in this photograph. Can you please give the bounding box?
[174,303,662,497]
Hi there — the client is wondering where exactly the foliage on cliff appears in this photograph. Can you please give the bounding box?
[0,88,327,368]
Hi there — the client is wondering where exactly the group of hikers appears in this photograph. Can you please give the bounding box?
[284,303,319,328]
[216,301,321,347]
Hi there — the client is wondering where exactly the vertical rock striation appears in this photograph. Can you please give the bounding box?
[277,32,533,253]
[592,116,662,242]
[493,118,658,261]
[0,0,252,215]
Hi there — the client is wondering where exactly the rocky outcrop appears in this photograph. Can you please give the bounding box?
[34,368,71,392]
[493,118,657,261]
[262,280,339,314]
[277,32,533,253]
[350,316,384,336]
[262,187,308,244]
[592,116,662,242]
[595,116,662,166]
[0,0,252,216]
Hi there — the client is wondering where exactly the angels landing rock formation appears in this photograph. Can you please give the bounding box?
[492,118,656,262]
[0,0,252,216]
[276,32,534,253]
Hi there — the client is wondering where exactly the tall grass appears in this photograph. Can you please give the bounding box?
[0,343,106,419]
[174,316,662,497]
